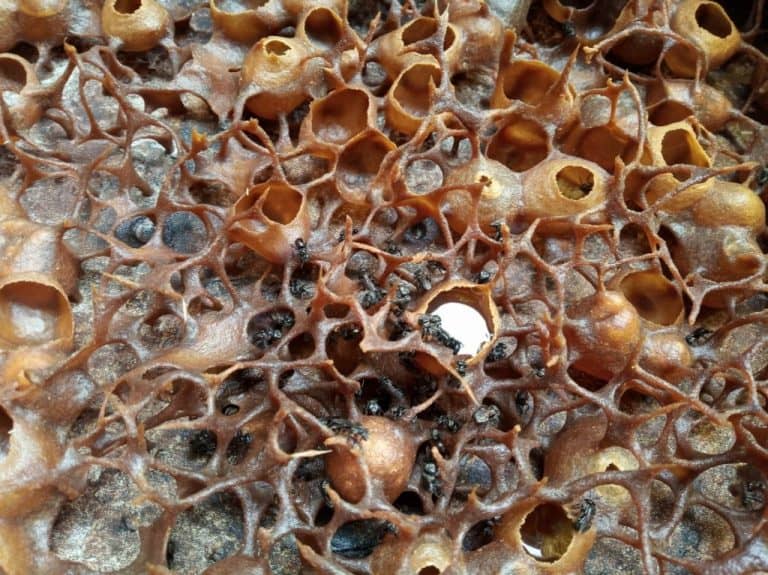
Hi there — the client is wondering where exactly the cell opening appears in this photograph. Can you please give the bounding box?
[394,490,424,515]
[406,159,444,194]
[10,42,38,64]
[660,128,708,166]
[573,126,638,172]
[0,57,28,92]
[487,118,549,172]
[650,101,694,126]
[607,34,664,68]
[315,504,334,526]
[462,519,496,551]
[262,184,302,224]
[161,212,208,254]
[555,166,594,200]
[695,3,732,38]
[288,332,315,359]
[312,89,369,144]
[501,61,559,106]
[393,64,441,117]
[0,280,72,345]
[419,567,441,575]
[264,39,290,56]
[247,308,295,349]
[167,492,244,573]
[402,17,437,45]
[331,519,390,559]
[114,0,141,14]
[425,287,494,356]
[226,429,252,464]
[324,303,350,318]
[139,311,185,348]
[338,132,393,188]
[304,8,343,46]
[326,323,364,376]
[520,503,575,562]
[689,418,736,455]
[186,428,216,459]
[620,271,683,325]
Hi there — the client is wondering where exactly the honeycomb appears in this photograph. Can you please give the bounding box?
[0,0,767,573]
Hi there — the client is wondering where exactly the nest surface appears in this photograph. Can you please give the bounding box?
[0,0,768,574]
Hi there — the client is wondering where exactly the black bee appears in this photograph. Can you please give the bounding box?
[251,327,282,349]
[562,20,576,38]
[384,240,402,255]
[436,414,461,433]
[473,404,501,427]
[685,327,713,346]
[487,342,508,362]
[289,278,313,299]
[364,399,384,416]
[225,429,252,464]
[389,405,407,419]
[515,391,530,416]
[573,498,596,532]
[322,418,369,445]
[757,166,768,187]
[189,429,217,459]
[166,540,176,565]
[491,221,503,241]
[430,428,448,457]
[358,274,385,309]
[422,459,442,496]
[413,268,432,291]
[272,311,294,329]
[476,270,492,284]
[455,359,467,377]
[294,238,309,264]
[742,481,765,511]
[419,314,462,354]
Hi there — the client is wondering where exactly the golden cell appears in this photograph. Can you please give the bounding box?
[229,181,309,264]
[565,290,643,380]
[371,531,459,575]
[386,61,442,135]
[443,155,523,234]
[101,0,170,52]
[337,130,396,203]
[692,180,766,232]
[492,60,561,108]
[209,0,288,44]
[487,116,550,172]
[241,36,321,119]
[325,415,416,503]
[666,0,741,77]
[0,273,73,348]
[647,80,732,131]
[0,54,42,138]
[619,270,684,326]
[521,157,607,221]
[307,87,373,145]
[498,500,597,573]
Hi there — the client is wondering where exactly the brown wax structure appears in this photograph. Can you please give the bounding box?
[0,0,767,573]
